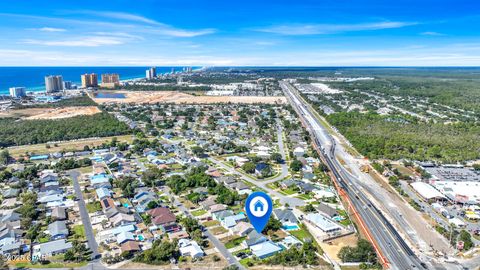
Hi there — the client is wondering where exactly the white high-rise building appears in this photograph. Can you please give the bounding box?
[146,67,157,80]
[9,87,26,98]
[45,75,63,93]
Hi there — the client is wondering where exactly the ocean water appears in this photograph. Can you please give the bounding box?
[0,66,194,95]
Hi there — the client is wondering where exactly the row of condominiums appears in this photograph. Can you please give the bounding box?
[44,73,121,93]
[9,67,167,98]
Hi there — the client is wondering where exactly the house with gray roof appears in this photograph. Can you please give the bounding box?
[243,230,267,247]
[2,188,19,199]
[32,239,72,258]
[47,220,69,240]
[51,207,67,221]
[273,209,298,226]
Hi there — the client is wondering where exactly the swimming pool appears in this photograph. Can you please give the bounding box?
[282,224,300,231]
[94,92,126,99]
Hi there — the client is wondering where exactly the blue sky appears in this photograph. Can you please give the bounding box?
[0,0,479,66]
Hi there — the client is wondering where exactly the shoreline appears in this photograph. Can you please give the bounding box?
[0,66,204,96]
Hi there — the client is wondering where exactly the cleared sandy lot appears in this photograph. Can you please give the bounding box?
[0,106,101,120]
[91,91,287,104]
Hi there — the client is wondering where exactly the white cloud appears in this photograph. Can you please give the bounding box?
[68,10,216,37]
[74,10,160,25]
[36,27,66,32]
[22,36,126,47]
[257,21,417,35]
[420,31,445,36]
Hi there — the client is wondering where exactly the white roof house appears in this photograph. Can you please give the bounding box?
[410,182,446,200]
[178,239,204,258]
[305,213,342,233]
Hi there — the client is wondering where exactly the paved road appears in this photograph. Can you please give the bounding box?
[70,171,100,260]
[208,118,305,207]
[163,187,245,270]
[210,157,304,208]
[281,81,426,270]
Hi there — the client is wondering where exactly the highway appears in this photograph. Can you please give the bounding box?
[280,81,426,270]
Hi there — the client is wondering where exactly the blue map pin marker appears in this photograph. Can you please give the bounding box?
[245,191,273,233]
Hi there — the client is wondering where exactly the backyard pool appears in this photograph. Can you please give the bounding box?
[282,224,300,231]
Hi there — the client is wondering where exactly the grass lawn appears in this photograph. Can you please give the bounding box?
[86,201,102,213]
[202,220,220,227]
[239,257,256,267]
[191,209,207,217]
[73,224,86,239]
[225,236,246,249]
[295,193,313,200]
[282,188,297,195]
[170,163,184,169]
[210,226,228,235]
[266,182,278,190]
[38,237,50,243]
[289,229,310,242]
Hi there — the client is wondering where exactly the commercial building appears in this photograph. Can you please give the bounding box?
[81,73,98,88]
[146,67,156,80]
[45,75,63,93]
[101,73,120,88]
[9,87,26,98]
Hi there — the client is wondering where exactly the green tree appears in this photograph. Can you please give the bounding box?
[290,159,303,172]
[0,150,10,165]
[262,217,282,234]
[458,230,474,250]
[270,152,283,163]
[242,162,256,174]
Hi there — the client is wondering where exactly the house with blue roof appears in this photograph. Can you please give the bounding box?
[255,163,269,175]
[90,173,112,188]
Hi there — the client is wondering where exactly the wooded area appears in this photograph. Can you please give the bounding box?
[0,112,131,147]
[327,111,480,162]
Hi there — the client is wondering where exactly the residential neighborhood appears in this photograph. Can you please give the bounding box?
[0,101,357,269]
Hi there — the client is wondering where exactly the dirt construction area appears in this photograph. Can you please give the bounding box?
[90,91,287,104]
[0,106,101,120]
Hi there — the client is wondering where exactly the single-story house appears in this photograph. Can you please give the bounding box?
[96,187,113,200]
[279,235,302,249]
[117,231,135,245]
[305,213,342,233]
[212,210,234,221]
[178,239,204,258]
[51,207,67,221]
[273,209,298,228]
[32,239,72,258]
[243,230,267,248]
[250,240,282,259]
[209,204,227,214]
[316,203,338,218]
[221,213,247,228]
[231,221,253,236]
[148,207,176,226]
[47,220,69,240]
[121,240,141,253]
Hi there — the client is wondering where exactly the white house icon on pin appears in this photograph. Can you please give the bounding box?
[254,200,264,212]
